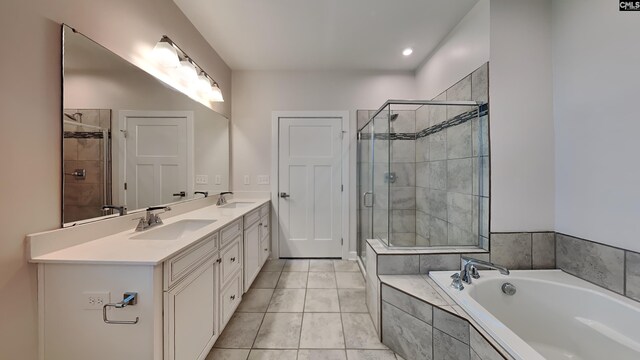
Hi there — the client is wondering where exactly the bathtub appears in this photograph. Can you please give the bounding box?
[430,270,640,360]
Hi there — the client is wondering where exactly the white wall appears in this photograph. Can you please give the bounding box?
[415,0,490,100]
[553,0,640,252]
[0,1,231,358]
[231,70,416,253]
[489,0,555,232]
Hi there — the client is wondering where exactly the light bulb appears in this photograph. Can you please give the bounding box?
[402,48,413,56]
[197,73,212,94]
[152,39,179,68]
[178,59,198,84]
[209,83,224,102]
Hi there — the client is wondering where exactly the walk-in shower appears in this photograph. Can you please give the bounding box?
[356,100,489,264]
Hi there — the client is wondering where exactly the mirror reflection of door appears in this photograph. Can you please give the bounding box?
[120,111,194,210]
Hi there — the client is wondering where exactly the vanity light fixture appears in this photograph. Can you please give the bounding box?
[177,57,198,84]
[152,37,180,68]
[402,48,413,56]
[152,35,224,102]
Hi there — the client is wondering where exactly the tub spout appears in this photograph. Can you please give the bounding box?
[461,257,509,284]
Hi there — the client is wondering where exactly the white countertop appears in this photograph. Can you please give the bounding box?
[29,199,269,266]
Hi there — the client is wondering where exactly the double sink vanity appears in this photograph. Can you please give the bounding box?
[28,198,271,360]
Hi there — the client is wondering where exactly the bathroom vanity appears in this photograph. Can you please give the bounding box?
[28,199,270,360]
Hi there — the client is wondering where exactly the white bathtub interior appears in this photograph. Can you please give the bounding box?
[430,270,640,360]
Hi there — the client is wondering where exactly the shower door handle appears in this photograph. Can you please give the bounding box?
[363,192,374,207]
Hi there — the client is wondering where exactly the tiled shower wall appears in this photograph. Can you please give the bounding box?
[414,63,489,248]
[63,109,111,223]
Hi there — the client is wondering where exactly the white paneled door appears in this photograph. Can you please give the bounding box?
[278,117,343,258]
[122,111,193,210]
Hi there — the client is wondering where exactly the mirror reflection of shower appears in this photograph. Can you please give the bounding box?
[62,109,113,223]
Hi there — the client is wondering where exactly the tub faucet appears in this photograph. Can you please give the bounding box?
[460,257,509,284]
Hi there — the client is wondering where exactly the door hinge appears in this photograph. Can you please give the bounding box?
[341,238,344,246]
[124,182,127,190]
[341,184,344,192]
[120,129,128,138]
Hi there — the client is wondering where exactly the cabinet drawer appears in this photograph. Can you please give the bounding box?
[260,214,270,242]
[164,233,218,290]
[220,236,242,285]
[220,270,242,329]
[244,208,261,229]
[259,203,270,218]
[220,219,242,248]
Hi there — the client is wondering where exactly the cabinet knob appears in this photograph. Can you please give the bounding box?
[230,257,236,262]
[230,295,236,300]
[216,258,222,263]
[264,248,268,251]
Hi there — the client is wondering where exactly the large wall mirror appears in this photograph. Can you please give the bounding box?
[62,25,229,226]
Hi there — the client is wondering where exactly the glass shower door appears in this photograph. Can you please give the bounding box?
[357,120,373,266]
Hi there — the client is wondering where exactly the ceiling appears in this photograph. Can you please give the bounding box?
[173,0,479,71]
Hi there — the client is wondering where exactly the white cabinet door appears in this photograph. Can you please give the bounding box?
[243,221,261,290]
[259,214,270,265]
[165,257,217,360]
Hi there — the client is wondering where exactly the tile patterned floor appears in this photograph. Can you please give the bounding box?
[207,259,404,360]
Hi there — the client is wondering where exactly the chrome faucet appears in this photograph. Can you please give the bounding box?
[102,205,127,216]
[216,191,233,206]
[194,191,209,198]
[134,206,172,231]
[459,256,509,285]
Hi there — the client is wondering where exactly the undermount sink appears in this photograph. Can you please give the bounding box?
[219,202,255,209]
[130,219,216,241]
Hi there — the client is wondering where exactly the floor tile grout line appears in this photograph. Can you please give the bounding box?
[297,270,309,351]
[250,269,282,350]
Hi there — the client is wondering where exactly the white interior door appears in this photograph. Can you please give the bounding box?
[278,117,343,258]
[123,111,193,210]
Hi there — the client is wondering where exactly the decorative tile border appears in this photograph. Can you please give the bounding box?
[63,131,106,139]
[358,104,489,142]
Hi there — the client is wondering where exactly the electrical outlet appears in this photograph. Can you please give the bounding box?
[243,175,250,185]
[83,291,110,310]
[195,175,208,185]
[257,175,270,185]
[215,175,222,185]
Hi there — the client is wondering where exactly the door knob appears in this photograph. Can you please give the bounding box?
[173,191,186,197]
[280,192,290,198]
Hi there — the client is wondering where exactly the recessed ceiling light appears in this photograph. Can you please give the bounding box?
[402,48,413,56]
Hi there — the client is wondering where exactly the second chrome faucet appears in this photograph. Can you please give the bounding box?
[134,206,172,231]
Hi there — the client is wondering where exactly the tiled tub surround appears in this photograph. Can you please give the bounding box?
[489,232,640,303]
[430,270,640,360]
[379,276,510,360]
